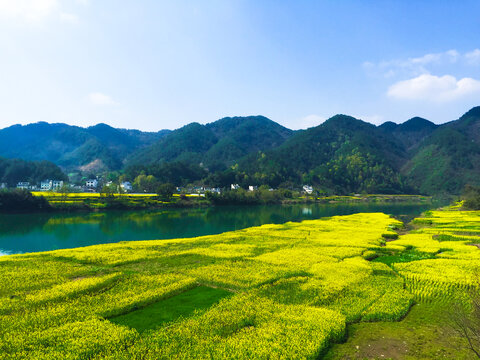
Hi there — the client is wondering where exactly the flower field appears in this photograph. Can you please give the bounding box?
[1,208,479,359]
[31,192,206,210]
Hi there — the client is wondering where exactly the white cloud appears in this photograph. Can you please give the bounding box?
[364,49,476,78]
[466,49,480,65]
[0,0,59,21]
[0,0,87,23]
[60,12,79,24]
[88,93,119,106]
[387,74,480,102]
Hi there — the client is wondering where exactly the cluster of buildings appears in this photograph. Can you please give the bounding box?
[10,178,315,195]
[230,184,315,194]
[176,186,221,195]
[230,184,258,191]
[15,180,65,191]
[13,179,134,193]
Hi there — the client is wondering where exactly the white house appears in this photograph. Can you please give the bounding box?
[53,180,64,190]
[120,181,133,192]
[231,184,240,190]
[205,187,221,194]
[86,179,98,188]
[16,182,30,189]
[41,180,65,191]
[41,180,52,191]
[248,185,258,191]
[303,185,314,194]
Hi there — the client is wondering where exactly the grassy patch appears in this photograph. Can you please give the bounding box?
[372,249,436,266]
[108,286,232,332]
[324,301,472,360]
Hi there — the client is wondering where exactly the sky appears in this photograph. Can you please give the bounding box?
[0,0,479,131]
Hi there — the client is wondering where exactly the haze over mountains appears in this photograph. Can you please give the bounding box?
[1,106,480,195]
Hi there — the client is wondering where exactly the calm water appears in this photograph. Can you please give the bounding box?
[0,203,437,255]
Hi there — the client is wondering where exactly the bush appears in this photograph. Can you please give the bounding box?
[156,183,176,201]
[463,185,480,210]
[0,189,51,212]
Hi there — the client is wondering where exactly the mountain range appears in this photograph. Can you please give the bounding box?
[1,106,480,194]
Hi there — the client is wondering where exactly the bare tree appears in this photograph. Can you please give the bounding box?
[450,276,480,358]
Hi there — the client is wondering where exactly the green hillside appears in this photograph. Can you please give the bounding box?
[0,157,67,187]
[0,122,168,171]
[127,116,293,171]
[2,107,480,195]
[403,107,480,194]
[235,115,410,194]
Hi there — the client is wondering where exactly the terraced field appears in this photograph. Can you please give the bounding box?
[1,207,479,359]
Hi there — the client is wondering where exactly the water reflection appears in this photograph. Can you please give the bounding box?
[0,202,439,254]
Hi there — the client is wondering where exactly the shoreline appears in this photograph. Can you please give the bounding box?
[0,193,437,214]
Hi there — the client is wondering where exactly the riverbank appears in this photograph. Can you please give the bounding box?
[31,192,210,211]
[29,192,435,213]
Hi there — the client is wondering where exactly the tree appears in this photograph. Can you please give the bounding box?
[57,184,70,204]
[100,184,116,198]
[157,183,175,201]
[449,276,480,358]
[133,174,158,193]
[464,185,480,210]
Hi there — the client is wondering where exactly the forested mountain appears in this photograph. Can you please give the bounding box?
[2,107,480,195]
[402,106,480,194]
[379,117,438,151]
[126,116,293,171]
[0,122,169,171]
[0,157,67,187]
[231,115,411,194]
[226,108,480,194]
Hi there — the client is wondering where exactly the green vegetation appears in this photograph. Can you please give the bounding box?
[34,190,430,212]
[0,122,168,171]
[109,286,232,332]
[373,248,436,266]
[0,157,66,187]
[463,184,480,210]
[234,115,410,193]
[33,192,209,210]
[124,108,480,195]
[403,106,480,195]
[0,189,51,212]
[126,116,293,171]
[2,107,480,196]
[125,161,207,188]
[325,301,474,359]
[206,187,293,205]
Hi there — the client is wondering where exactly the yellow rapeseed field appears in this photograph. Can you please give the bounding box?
[1,208,479,359]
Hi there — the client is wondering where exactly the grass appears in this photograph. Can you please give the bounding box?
[324,301,473,360]
[372,248,437,266]
[109,286,232,332]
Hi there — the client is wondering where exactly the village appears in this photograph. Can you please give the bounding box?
[6,178,315,196]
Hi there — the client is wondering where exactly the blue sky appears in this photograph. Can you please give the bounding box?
[0,0,479,131]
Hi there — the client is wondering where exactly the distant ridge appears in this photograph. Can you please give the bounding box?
[0,106,480,194]
[126,115,293,171]
[0,122,168,171]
